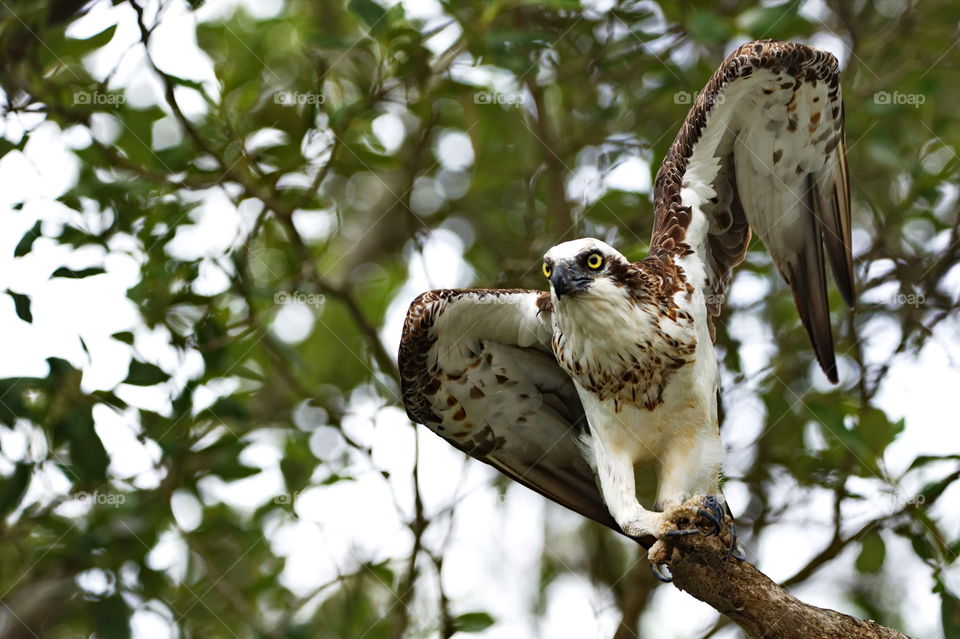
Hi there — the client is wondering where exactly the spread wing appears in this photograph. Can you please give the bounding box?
[652,39,854,382]
[398,288,621,533]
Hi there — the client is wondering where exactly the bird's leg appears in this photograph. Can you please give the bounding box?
[592,439,661,538]
[653,435,742,555]
[655,430,722,521]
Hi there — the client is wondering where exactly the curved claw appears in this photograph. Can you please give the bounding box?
[665,527,700,538]
[649,561,673,583]
[725,521,746,561]
[697,495,724,536]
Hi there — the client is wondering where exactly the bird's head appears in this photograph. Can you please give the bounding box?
[542,238,631,302]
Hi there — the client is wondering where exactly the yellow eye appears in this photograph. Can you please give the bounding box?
[542,262,552,278]
[586,252,603,270]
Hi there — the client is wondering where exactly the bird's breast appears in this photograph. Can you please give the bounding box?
[552,301,697,412]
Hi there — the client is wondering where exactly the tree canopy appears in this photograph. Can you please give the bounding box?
[1,1,959,637]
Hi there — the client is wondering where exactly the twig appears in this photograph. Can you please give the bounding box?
[390,430,427,639]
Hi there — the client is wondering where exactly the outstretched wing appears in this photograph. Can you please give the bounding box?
[398,288,621,532]
[652,39,854,382]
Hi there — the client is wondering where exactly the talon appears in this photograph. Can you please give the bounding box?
[649,562,673,583]
[698,495,724,536]
[697,508,722,535]
[725,521,746,561]
[665,528,700,537]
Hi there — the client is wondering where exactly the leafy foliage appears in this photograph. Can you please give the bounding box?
[1,1,958,638]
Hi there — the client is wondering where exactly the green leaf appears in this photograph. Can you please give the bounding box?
[856,408,903,456]
[908,527,936,561]
[75,25,117,50]
[0,139,17,158]
[453,612,495,633]
[111,331,135,345]
[207,449,262,480]
[736,5,809,39]
[202,396,248,421]
[6,290,32,323]
[14,221,42,257]
[365,560,394,587]
[195,437,262,481]
[0,463,32,516]
[212,461,262,480]
[855,531,886,574]
[124,361,168,386]
[939,580,960,639]
[321,473,355,485]
[93,594,130,639]
[65,411,109,482]
[689,11,732,44]
[908,454,960,471]
[349,0,387,29]
[62,24,118,58]
[919,472,960,505]
[51,266,106,279]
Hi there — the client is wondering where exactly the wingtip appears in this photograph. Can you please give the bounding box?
[783,254,840,386]
[823,360,839,385]
[840,265,857,309]
[808,315,839,385]
[826,248,856,310]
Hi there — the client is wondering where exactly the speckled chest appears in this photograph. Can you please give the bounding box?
[551,300,697,413]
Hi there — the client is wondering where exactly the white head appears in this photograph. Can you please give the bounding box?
[542,238,631,300]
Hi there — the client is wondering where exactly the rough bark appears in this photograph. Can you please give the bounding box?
[659,532,912,639]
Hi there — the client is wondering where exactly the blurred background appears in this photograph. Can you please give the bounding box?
[0,0,958,637]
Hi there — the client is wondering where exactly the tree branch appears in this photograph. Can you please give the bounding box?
[661,533,912,639]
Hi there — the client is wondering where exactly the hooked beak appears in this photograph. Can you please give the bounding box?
[550,264,589,298]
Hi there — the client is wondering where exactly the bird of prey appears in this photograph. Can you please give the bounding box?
[398,40,853,567]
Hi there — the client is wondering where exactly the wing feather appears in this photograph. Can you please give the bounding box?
[652,39,854,382]
[398,288,623,534]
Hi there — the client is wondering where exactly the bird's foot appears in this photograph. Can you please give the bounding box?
[647,495,744,581]
[662,494,738,543]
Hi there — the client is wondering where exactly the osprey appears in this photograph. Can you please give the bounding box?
[398,40,853,568]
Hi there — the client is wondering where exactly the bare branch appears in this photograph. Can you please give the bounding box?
[661,533,912,639]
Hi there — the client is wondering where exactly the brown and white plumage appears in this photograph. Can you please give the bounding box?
[653,39,853,380]
[399,288,621,532]
[399,40,853,548]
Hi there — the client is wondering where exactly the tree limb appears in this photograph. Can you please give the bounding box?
[660,532,913,639]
